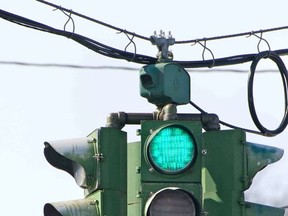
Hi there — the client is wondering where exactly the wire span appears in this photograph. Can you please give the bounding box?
[1,8,288,68]
[36,0,288,45]
[36,0,150,41]
[0,60,282,73]
[176,26,288,44]
[1,7,288,135]
[0,9,156,65]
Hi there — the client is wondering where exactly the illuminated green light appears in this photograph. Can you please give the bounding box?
[147,125,196,174]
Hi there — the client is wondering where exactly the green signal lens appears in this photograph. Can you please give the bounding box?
[147,125,196,174]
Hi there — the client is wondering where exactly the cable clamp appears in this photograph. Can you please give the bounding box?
[150,30,175,62]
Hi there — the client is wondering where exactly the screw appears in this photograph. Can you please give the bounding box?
[94,153,104,161]
[202,149,208,155]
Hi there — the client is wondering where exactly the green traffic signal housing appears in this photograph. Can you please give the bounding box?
[43,58,286,216]
[43,127,127,216]
[43,115,286,216]
[202,129,285,216]
[131,117,285,216]
[139,120,203,216]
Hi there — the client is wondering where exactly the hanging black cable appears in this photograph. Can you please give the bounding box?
[2,8,288,68]
[189,101,264,136]
[36,0,288,45]
[248,51,288,136]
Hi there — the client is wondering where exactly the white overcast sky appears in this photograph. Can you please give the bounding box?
[1,0,288,215]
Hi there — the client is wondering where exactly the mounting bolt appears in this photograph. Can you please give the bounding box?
[202,149,208,155]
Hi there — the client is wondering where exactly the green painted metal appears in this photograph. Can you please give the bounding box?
[202,129,284,216]
[245,142,284,188]
[85,128,127,194]
[44,194,100,216]
[139,63,190,106]
[87,128,127,215]
[44,117,285,215]
[44,137,96,190]
[140,120,203,216]
[44,127,127,216]
[127,141,141,216]
[245,202,285,216]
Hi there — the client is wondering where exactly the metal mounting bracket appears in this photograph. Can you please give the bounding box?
[150,31,175,62]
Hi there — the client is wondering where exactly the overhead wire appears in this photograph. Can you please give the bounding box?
[0,9,156,64]
[176,26,288,44]
[36,0,151,42]
[0,60,282,73]
[1,7,288,136]
[1,8,288,68]
[0,61,140,70]
[36,0,288,45]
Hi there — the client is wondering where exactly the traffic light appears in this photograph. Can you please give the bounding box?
[139,120,203,216]
[43,127,127,216]
[202,129,285,216]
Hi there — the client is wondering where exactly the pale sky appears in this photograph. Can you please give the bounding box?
[1,0,288,215]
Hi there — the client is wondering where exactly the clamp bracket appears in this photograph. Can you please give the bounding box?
[150,31,175,62]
